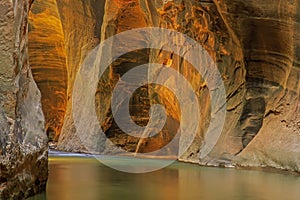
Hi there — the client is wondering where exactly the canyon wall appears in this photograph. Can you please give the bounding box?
[213,0,300,171]
[0,0,297,197]
[27,0,300,172]
[55,0,106,152]
[28,0,67,142]
[0,0,48,199]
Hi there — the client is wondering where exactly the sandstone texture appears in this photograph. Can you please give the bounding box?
[28,0,67,142]
[27,0,300,173]
[55,0,106,152]
[0,0,48,199]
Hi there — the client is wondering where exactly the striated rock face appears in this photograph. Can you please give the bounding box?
[27,0,299,173]
[212,0,300,172]
[55,0,106,152]
[0,0,48,199]
[28,0,67,142]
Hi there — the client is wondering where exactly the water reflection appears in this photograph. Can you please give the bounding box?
[28,155,300,200]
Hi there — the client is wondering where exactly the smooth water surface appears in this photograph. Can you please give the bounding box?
[28,153,300,200]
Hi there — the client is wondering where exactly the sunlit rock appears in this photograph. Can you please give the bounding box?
[25,0,300,173]
[28,0,68,142]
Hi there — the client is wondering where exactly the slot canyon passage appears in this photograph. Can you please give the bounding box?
[0,0,300,199]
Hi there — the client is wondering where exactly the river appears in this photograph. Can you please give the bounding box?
[28,152,300,200]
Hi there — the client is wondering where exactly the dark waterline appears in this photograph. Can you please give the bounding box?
[28,153,300,200]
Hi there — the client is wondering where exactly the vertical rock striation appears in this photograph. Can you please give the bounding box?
[0,0,48,198]
[212,0,300,171]
[26,0,299,173]
[55,0,106,152]
[28,0,68,142]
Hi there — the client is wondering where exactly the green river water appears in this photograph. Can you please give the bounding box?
[28,152,300,200]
